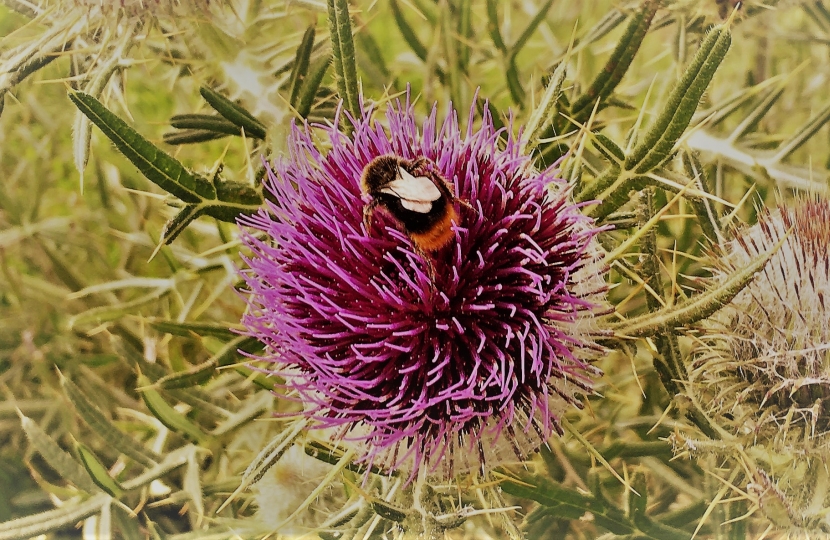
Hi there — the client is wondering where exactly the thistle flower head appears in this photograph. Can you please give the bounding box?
[239,97,608,477]
[699,198,830,426]
[686,197,830,531]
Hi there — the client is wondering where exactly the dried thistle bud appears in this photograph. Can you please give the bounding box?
[688,197,830,532]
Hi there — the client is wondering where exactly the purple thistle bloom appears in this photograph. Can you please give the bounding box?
[239,96,608,477]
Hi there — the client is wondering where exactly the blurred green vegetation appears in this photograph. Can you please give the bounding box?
[1,0,830,538]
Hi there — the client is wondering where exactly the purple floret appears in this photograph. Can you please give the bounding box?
[239,96,607,477]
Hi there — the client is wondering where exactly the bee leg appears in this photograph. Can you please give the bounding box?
[362,200,380,235]
[437,179,476,215]
[457,198,476,212]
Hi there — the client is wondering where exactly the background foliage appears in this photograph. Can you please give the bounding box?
[1,0,830,538]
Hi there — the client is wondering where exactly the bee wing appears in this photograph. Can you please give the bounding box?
[380,167,443,203]
[399,199,433,213]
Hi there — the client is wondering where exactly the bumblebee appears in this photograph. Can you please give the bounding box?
[360,155,461,253]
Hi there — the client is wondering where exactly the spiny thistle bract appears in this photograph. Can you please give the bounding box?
[238,97,609,478]
[685,198,830,532]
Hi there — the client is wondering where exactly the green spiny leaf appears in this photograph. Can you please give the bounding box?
[0,493,111,540]
[68,91,217,202]
[639,193,680,390]
[154,336,260,390]
[303,439,387,476]
[116,341,230,417]
[206,179,264,221]
[327,0,361,118]
[18,412,100,494]
[457,0,472,71]
[297,55,331,118]
[199,86,267,140]
[626,24,731,173]
[288,26,316,108]
[155,180,262,242]
[169,114,242,136]
[501,473,689,539]
[137,375,208,443]
[627,469,648,518]
[611,227,789,338]
[570,0,659,121]
[68,288,172,329]
[771,101,830,163]
[594,133,626,163]
[522,61,567,153]
[486,0,507,54]
[500,474,628,534]
[161,130,229,146]
[727,84,785,143]
[147,318,240,340]
[75,441,123,497]
[576,164,622,203]
[508,0,555,62]
[61,373,161,468]
[389,0,425,59]
[154,360,216,390]
[371,499,409,522]
[680,150,721,242]
[161,205,205,245]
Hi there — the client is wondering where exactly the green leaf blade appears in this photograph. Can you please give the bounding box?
[61,374,162,468]
[199,86,267,140]
[327,0,361,117]
[68,91,217,202]
[75,442,124,497]
[288,26,316,107]
[137,376,209,444]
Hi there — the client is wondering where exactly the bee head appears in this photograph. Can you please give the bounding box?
[361,155,444,214]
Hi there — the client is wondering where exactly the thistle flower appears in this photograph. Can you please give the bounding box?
[684,198,830,531]
[239,97,608,478]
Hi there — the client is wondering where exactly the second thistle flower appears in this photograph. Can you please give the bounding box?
[240,97,609,477]
[685,198,830,531]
